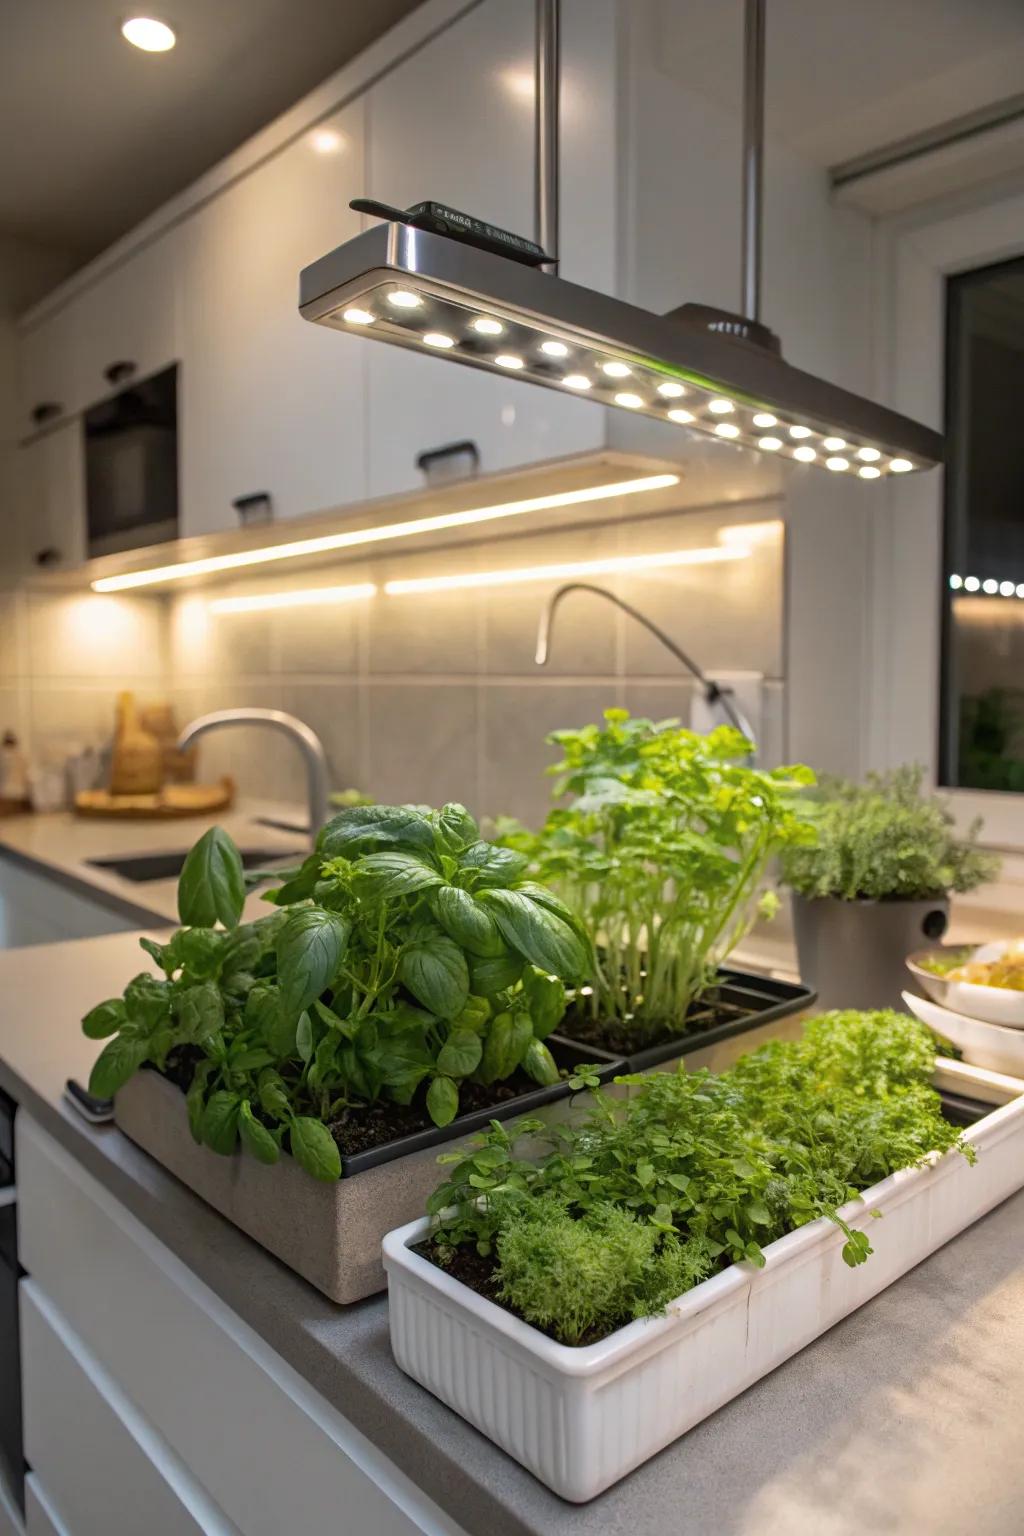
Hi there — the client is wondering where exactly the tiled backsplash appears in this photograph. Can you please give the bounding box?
[166,498,785,829]
[0,497,783,827]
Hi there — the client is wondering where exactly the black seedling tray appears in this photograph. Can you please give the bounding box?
[937,1088,992,1129]
[341,1036,625,1175]
[552,967,818,1074]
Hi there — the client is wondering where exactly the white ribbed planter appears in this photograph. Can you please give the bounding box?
[383,1060,1024,1502]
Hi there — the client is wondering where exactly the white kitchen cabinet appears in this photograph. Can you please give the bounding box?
[24,1476,70,1536]
[361,0,605,499]
[17,306,77,439]
[70,230,183,412]
[13,422,85,574]
[179,101,369,536]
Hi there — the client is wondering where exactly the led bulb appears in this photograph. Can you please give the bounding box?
[825,456,850,472]
[983,579,999,594]
[752,412,777,428]
[789,425,812,439]
[668,408,695,424]
[472,317,504,335]
[495,354,524,369]
[342,307,374,325]
[708,398,735,415]
[857,446,881,462]
[388,290,422,309]
[562,374,591,390]
[964,576,980,592]
[889,458,913,473]
[422,332,455,349]
[1017,585,1024,599]
[614,392,643,409]
[1000,581,1015,597]
[793,445,817,462]
[823,436,846,451]
[858,465,881,479]
[758,435,782,451]
[121,16,176,50]
[601,361,632,378]
[948,574,963,590]
[540,339,568,357]
[715,422,740,439]
[657,381,686,398]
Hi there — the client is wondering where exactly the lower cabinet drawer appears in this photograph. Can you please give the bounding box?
[15,1116,465,1536]
[20,1284,237,1536]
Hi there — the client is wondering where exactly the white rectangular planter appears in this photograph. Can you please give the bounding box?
[383,1059,1024,1502]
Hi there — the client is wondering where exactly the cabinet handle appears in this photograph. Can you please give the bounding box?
[415,439,480,483]
[104,360,137,386]
[232,491,273,528]
[34,547,61,569]
[30,402,62,427]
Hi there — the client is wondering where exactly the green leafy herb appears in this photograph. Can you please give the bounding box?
[177,826,246,929]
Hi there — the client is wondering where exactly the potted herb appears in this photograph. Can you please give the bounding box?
[780,766,999,1010]
[82,801,614,1302]
[499,708,817,1067]
[383,1011,1021,1501]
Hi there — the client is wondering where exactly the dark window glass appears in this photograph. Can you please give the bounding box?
[941,256,1024,793]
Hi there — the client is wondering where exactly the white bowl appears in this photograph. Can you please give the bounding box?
[902,990,1024,1079]
[906,942,1024,1029]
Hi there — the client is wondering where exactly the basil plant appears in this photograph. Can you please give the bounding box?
[82,803,592,1183]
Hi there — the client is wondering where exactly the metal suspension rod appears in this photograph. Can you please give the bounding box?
[741,0,765,322]
[535,0,560,270]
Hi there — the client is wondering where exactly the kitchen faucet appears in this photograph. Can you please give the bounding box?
[535,582,758,751]
[176,708,330,844]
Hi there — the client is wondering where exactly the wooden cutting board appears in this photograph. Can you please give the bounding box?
[74,777,235,819]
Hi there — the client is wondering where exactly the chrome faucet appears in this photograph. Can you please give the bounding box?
[535,582,758,751]
[176,708,330,844]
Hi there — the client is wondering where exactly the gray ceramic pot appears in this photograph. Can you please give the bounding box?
[791,893,949,1012]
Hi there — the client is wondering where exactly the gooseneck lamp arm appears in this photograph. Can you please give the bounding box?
[534,582,757,746]
[535,0,560,270]
[741,0,766,323]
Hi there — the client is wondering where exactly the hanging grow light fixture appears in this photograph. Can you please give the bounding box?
[299,0,942,479]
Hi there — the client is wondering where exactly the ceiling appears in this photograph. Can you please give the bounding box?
[0,0,422,261]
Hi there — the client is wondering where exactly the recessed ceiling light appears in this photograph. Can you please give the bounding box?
[668,408,695,424]
[822,436,846,451]
[387,290,422,309]
[422,332,455,349]
[495,353,524,369]
[793,445,817,462]
[342,307,374,326]
[752,412,777,428]
[715,422,740,438]
[889,458,913,473]
[562,374,591,390]
[121,16,176,51]
[858,464,881,479]
[708,398,735,414]
[758,435,782,451]
[540,339,568,357]
[601,361,632,378]
[789,425,812,439]
[473,317,504,335]
[614,392,643,409]
[657,381,686,398]
[825,456,849,472]
[856,446,881,462]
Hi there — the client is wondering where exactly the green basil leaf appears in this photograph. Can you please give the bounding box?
[200,1091,241,1156]
[290,1117,342,1182]
[434,803,479,854]
[426,1075,459,1128]
[318,804,435,859]
[177,927,226,979]
[436,1028,484,1079]
[454,994,491,1031]
[276,907,350,1018]
[175,980,224,1045]
[476,888,589,981]
[478,1012,514,1086]
[230,1047,275,1073]
[353,850,444,901]
[523,967,568,1038]
[458,841,530,888]
[257,1067,291,1120]
[264,852,322,907]
[82,998,125,1040]
[468,950,524,998]
[522,1037,561,1087]
[186,1062,214,1143]
[398,932,469,1019]
[177,826,246,929]
[88,1034,149,1098]
[507,1013,533,1072]
[296,1010,314,1064]
[123,972,172,1032]
[139,933,183,976]
[245,985,296,1058]
[432,885,506,957]
[239,1101,280,1165]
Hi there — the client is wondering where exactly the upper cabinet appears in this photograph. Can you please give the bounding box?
[361,0,604,500]
[179,99,369,535]
[17,234,183,438]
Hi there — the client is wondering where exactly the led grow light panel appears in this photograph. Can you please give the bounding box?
[301,225,942,479]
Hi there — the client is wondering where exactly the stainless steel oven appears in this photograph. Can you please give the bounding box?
[84,363,179,557]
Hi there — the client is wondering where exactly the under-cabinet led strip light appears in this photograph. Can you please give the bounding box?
[205,544,749,614]
[209,582,377,614]
[90,474,679,592]
[384,543,747,597]
[949,574,1024,599]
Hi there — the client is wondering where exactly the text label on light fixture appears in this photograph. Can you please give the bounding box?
[91,474,679,592]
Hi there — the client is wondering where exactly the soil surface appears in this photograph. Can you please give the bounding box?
[562,988,748,1057]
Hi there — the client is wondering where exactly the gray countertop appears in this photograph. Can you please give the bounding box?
[2,930,1024,1535]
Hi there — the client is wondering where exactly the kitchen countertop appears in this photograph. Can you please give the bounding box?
[0,800,310,928]
[3,929,1024,1535]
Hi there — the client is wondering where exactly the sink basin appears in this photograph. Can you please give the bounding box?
[87,847,303,884]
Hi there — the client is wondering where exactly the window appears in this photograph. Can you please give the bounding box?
[941,255,1024,794]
